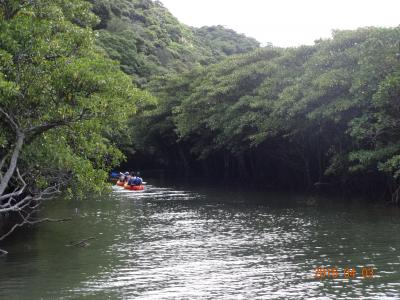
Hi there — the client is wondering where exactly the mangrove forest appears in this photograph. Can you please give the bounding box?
[0,0,400,298]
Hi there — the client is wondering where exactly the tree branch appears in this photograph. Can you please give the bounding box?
[0,153,10,174]
[0,107,19,132]
[0,154,9,181]
[0,214,71,242]
[24,111,94,144]
[0,168,27,202]
[0,131,24,196]
[0,169,69,212]
[0,194,32,212]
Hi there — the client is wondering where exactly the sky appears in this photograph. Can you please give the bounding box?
[160,0,400,47]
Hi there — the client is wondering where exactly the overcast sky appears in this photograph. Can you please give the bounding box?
[160,0,400,47]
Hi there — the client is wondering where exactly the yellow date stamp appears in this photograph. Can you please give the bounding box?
[314,266,375,279]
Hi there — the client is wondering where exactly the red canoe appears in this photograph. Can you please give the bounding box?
[123,184,144,191]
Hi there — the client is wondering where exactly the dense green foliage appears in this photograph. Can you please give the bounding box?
[0,0,150,199]
[129,27,400,203]
[2,0,399,208]
[90,0,259,85]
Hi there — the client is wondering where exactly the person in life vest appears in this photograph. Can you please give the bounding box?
[127,172,136,186]
[119,171,129,182]
[127,172,142,186]
[110,171,119,179]
[132,172,143,186]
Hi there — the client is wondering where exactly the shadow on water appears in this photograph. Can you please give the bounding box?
[0,178,399,299]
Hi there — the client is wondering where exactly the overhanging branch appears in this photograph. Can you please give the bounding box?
[0,215,71,242]
[0,107,19,132]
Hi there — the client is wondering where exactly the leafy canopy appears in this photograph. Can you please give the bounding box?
[0,0,151,196]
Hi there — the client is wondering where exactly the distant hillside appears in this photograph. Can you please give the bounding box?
[90,0,260,85]
[192,25,260,58]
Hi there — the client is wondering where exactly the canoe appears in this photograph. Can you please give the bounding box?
[123,184,144,191]
[116,180,125,187]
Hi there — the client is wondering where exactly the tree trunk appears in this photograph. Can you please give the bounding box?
[237,155,249,180]
[0,131,24,196]
[223,153,230,180]
[304,158,312,190]
[177,145,191,177]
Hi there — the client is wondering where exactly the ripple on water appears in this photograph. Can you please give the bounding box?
[1,184,398,299]
[64,185,400,299]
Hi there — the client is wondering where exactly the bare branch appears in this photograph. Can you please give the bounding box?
[0,214,71,242]
[0,186,25,202]
[0,171,68,213]
[16,168,26,185]
[0,175,70,245]
[0,195,32,212]
[0,168,27,202]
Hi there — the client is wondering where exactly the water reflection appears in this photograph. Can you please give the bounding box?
[0,183,399,299]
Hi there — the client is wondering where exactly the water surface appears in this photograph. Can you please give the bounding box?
[0,182,399,299]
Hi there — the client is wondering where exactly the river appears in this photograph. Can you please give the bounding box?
[0,180,399,299]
